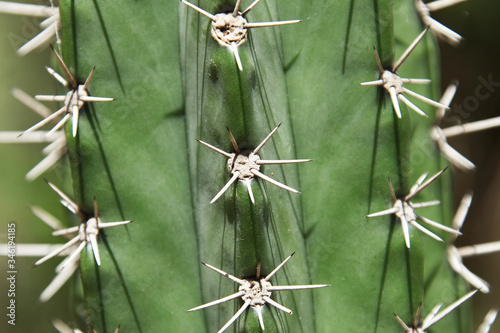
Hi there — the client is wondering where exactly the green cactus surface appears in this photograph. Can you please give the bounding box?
[58,0,471,331]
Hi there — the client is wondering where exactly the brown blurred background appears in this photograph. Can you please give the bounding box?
[434,0,500,330]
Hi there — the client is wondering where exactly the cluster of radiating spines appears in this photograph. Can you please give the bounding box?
[366,168,461,248]
[181,0,301,71]
[188,253,329,333]
[0,45,114,180]
[28,180,131,302]
[0,0,60,56]
[0,2,111,179]
[397,299,497,333]
[197,124,311,204]
[361,28,450,119]
[415,0,468,45]
[394,289,478,333]
[432,82,500,172]
[17,46,114,138]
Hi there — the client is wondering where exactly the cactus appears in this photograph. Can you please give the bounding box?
[1,0,500,332]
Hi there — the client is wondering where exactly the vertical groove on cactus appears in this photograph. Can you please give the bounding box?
[180,0,314,328]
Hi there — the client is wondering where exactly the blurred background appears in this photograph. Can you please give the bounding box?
[0,1,82,332]
[433,0,500,331]
[1,0,499,332]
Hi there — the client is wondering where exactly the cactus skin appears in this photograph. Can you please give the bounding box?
[57,0,470,332]
[60,0,205,331]
[278,1,423,331]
